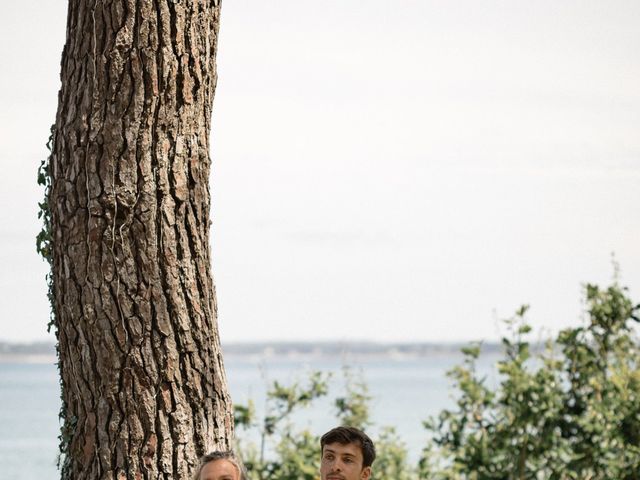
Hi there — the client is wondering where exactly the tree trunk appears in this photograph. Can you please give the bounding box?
[48,1,232,478]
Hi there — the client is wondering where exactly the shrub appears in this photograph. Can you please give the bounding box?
[234,278,640,480]
[423,280,640,479]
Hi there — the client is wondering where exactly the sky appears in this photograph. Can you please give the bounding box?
[1,0,639,343]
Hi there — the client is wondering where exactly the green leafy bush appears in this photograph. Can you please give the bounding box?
[423,281,640,479]
[234,279,640,480]
[233,367,415,480]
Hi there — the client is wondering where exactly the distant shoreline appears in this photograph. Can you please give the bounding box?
[0,339,510,364]
[0,354,58,364]
[0,341,57,364]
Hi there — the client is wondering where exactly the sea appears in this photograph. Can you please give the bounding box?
[0,350,502,479]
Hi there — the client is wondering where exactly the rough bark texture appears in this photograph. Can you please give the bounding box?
[49,1,232,478]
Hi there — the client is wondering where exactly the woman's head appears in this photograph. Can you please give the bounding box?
[194,451,245,480]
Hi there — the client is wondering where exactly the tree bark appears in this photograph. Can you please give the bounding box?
[48,1,232,478]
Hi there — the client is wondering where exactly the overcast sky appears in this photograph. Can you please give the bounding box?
[1,0,639,343]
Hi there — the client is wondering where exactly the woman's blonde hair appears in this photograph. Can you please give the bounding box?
[194,450,246,480]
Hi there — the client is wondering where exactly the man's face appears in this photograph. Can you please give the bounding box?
[320,442,371,480]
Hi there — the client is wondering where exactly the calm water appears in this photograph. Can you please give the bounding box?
[0,352,500,479]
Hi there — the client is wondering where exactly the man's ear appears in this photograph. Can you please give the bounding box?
[360,466,371,480]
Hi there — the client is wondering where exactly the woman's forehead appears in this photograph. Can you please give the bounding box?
[200,459,239,479]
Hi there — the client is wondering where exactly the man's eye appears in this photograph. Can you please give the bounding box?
[344,458,353,463]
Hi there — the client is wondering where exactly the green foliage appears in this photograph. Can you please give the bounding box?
[335,366,372,430]
[234,279,639,480]
[235,371,331,480]
[422,280,640,480]
[374,427,414,480]
[37,125,55,333]
[234,368,417,480]
[38,126,73,479]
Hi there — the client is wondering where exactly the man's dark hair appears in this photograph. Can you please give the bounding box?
[320,426,376,468]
